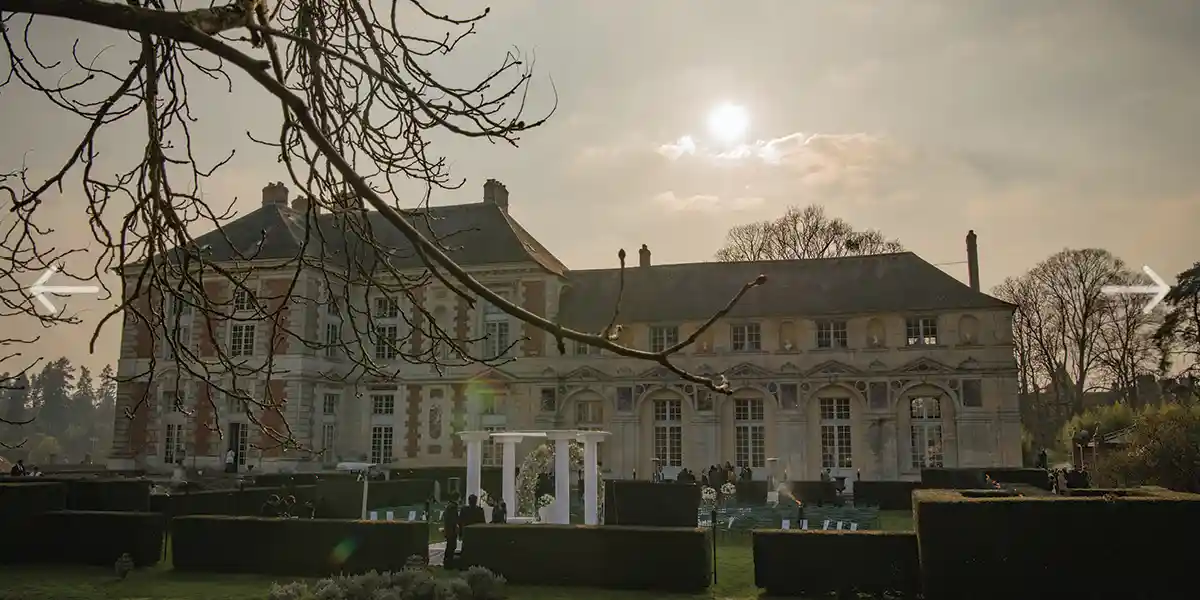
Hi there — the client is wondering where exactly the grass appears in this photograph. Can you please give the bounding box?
[0,511,913,600]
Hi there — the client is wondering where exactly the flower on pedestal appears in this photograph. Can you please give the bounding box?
[700,486,717,512]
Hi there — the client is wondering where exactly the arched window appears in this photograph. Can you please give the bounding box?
[734,398,765,468]
[819,396,853,469]
[910,397,943,468]
[653,399,682,467]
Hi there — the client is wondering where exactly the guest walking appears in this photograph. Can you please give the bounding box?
[443,498,460,569]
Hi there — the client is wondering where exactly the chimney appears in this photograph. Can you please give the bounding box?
[290,195,316,214]
[639,244,651,268]
[262,182,289,207]
[483,179,509,211]
[966,230,980,292]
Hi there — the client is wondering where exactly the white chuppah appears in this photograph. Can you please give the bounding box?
[457,429,610,525]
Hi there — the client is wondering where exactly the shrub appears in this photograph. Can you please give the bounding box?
[753,529,919,597]
[266,566,506,600]
[921,468,1051,491]
[163,485,318,517]
[0,477,150,511]
[853,480,921,510]
[785,480,838,504]
[0,482,67,563]
[460,523,710,592]
[172,516,428,576]
[603,480,700,527]
[915,487,1200,600]
[34,510,164,567]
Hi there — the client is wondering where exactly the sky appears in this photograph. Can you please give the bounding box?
[1,0,1198,376]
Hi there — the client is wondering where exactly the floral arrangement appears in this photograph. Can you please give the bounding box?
[515,440,605,518]
[477,490,493,508]
[700,486,717,510]
[720,482,737,496]
[537,493,556,508]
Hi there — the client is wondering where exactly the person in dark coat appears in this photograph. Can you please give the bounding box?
[459,494,486,529]
[442,498,460,569]
[492,500,508,523]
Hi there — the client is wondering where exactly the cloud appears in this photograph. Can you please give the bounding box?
[650,191,765,214]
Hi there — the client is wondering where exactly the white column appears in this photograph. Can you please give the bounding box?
[576,431,610,525]
[458,431,492,500]
[491,433,525,519]
[546,431,577,525]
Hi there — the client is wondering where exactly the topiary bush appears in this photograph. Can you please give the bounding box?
[266,562,506,600]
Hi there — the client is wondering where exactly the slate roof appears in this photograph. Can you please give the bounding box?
[171,201,568,276]
[555,253,1015,330]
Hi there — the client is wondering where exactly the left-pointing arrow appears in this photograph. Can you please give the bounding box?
[27,265,101,313]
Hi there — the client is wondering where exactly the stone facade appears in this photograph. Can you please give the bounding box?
[106,185,1021,485]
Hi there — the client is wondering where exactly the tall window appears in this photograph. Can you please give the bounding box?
[374,324,399,360]
[731,323,762,352]
[321,423,337,465]
[233,288,257,312]
[734,399,766,468]
[482,294,510,357]
[324,323,341,358]
[477,392,504,416]
[230,323,256,357]
[573,340,601,356]
[905,317,939,346]
[159,389,177,413]
[482,426,504,467]
[370,426,394,464]
[164,423,185,464]
[576,400,603,426]
[163,293,193,359]
[649,326,679,353]
[910,397,944,468]
[653,399,683,467]
[371,394,395,415]
[373,296,400,318]
[819,397,853,469]
[322,393,338,416]
[816,320,848,349]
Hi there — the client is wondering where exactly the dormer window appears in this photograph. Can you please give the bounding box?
[649,325,679,352]
[816,320,848,349]
[905,317,939,346]
[731,323,762,352]
[233,288,256,312]
[373,296,400,319]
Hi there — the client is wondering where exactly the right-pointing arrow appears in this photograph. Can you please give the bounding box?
[1101,266,1171,314]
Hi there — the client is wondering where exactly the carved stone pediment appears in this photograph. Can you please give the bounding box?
[468,367,517,383]
[957,357,981,370]
[805,360,864,377]
[541,367,558,378]
[726,362,773,379]
[868,359,888,371]
[637,365,675,379]
[898,357,953,374]
[780,362,800,373]
[615,367,634,377]
[563,365,608,381]
[696,364,717,376]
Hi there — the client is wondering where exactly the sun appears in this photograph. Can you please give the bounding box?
[707,103,750,143]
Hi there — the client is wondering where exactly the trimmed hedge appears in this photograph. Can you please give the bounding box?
[162,485,317,517]
[34,511,164,567]
[785,480,839,504]
[735,480,768,503]
[753,529,920,597]
[915,487,1200,600]
[920,468,1051,491]
[172,515,429,576]
[604,480,700,527]
[854,480,921,510]
[0,482,67,563]
[315,479,434,518]
[0,477,151,511]
[461,524,710,592]
[386,466,504,501]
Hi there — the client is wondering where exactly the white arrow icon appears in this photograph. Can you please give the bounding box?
[1101,266,1170,314]
[27,265,101,314]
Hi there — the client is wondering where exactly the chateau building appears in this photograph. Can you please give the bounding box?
[107,180,1023,487]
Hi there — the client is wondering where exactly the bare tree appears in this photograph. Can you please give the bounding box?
[715,205,903,262]
[1155,262,1200,399]
[1094,269,1163,404]
[0,0,766,459]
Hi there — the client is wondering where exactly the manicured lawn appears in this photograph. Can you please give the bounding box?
[0,511,913,600]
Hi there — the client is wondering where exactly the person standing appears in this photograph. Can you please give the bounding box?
[9,459,26,476]
[225,448,237,474]
[442,498,460,569]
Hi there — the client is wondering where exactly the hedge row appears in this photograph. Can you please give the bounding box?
[0,482,67,563]
[461,524,711,592]
[920,468,1050,491]
[0,477,151,511]
[603,480,700,527]
[785,481,839,504]
[155,485,318,517]
[915,487,1200,600]
[171,516,429,576]
[853,480,921,510]
[753,529,919,597]
[34,511,164,567]
[315,479,434,518]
